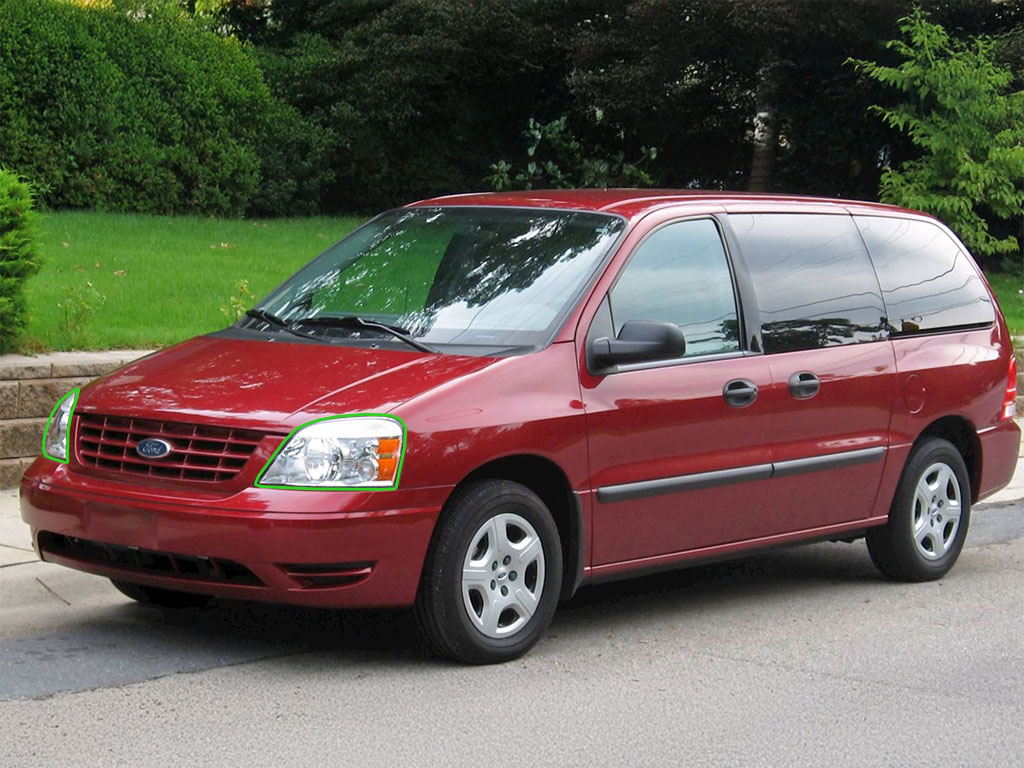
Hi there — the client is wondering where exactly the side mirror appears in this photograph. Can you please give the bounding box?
[591,320,685,367]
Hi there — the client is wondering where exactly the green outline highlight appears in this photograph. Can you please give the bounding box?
[254,413,407,491]
[41,388,80,464]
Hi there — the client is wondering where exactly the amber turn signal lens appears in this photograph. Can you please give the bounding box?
[377,437,401,480]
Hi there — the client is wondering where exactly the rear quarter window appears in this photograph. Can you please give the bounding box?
[730,213,887,354]
[853,216,995,335]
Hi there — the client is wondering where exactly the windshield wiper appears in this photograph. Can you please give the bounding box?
[242,309,323,342]
[294,315,439,354]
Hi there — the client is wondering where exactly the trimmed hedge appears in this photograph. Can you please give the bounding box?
[0,0,329,216]
[0,170,40,354]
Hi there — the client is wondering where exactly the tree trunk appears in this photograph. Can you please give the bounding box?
[749,59,780,193]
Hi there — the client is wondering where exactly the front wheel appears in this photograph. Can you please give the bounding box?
[867,437,971,582]
[415,480,563,664]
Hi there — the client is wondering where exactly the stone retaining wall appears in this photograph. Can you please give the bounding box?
[0,351,151,487]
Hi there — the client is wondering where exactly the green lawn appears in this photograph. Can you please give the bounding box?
[987,271,1024,338]
[24,211,362,351]
[18,211,1024,351]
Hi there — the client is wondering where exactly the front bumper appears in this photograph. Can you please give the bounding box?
[20,459,449,608]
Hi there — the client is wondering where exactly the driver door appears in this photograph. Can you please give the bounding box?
[580,217,777,566]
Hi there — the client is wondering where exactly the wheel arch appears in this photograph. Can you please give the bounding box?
[445,454,584,601]
[913,415,982,503]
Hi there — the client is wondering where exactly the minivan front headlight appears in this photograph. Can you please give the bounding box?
[257,415,405,490]
[43,389,79,463]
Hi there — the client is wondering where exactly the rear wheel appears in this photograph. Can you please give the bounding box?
[415,479,562,664]
[867,438,971,581]
[110,579,213,609]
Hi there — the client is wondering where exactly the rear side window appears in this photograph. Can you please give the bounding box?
[853,216,994,335]
[609,218,740,357]
[730,213,886,354]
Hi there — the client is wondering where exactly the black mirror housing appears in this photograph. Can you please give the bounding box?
[591,320,685,368]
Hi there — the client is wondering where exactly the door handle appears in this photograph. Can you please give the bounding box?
[723,378,758,408]
[788,371,820,400]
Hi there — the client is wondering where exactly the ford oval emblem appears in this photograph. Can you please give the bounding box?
[136,437,173,460]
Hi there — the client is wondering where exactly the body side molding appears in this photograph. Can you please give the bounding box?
[771,446,887,479]
[596,463,773,503]
[596,446,887,503]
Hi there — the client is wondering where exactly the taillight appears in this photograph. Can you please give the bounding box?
[1003,355,1018,420]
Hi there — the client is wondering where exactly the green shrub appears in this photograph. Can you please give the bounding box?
[489,116,658,192]
[243,1,598,212]
[248,98,336,217]
[0,170,40,354]
[851,9,1024,267]
[0,0,326,216]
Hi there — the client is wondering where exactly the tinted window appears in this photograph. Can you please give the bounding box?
[854,216,994,334]
[609,219,740,357]
[731,213,886,353]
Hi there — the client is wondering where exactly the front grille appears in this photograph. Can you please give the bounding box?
[77,413,265,483]
[38,532,263,586]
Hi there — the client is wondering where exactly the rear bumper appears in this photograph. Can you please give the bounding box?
[20,461,447,609]
[977,419,1022,500]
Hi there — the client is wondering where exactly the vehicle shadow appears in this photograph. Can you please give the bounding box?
[564,540,876,612]
[551,540,879,634]
[154,540,880,656]
[0,541,882,698]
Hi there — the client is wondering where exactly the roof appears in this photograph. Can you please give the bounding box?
[410,188,921,221]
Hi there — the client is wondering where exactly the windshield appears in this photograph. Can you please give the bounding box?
[249,207,626,351]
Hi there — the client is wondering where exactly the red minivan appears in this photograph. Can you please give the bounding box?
[22,190,1021,663]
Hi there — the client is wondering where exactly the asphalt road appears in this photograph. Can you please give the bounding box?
[2,500,1023,767]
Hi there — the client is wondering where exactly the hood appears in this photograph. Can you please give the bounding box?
[77,334,496,431]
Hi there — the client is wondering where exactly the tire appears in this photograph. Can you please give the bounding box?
[414,479,563,664]
[866,437,971,582]
[110,579,213,609]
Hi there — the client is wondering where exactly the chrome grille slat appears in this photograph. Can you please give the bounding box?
[76,413,264,483]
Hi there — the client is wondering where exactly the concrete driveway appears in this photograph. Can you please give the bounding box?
[2,456,1022,767]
